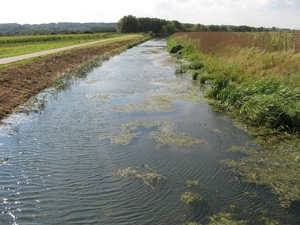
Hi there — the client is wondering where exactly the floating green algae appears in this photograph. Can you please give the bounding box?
[114,164,166,189]
[99,120,171,145]
[113,95,178,113]
[87,94,111,102]
[185,222,202,225]
[151,79,185,86]
[181,192,202,204]
[222,130,300,208]
[99,119,202,149]
[208,212,249,225]
[99,126,140,145]
[186,179,199,187]
[170,85,205,104]
[149,131,203,149]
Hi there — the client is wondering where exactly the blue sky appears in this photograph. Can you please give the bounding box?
[1,0,299,29]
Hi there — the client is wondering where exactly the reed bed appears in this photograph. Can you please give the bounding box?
[174,31,300,54]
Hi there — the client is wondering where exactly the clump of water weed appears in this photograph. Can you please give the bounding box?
[149,131,203,149]
[184,222,202,225]
[208,212,249,225]
[99,120,171,145]
[151,79,185,86]
[170,85,204,104]
[181,192,202,204]
[114,95,177,113]
[115,164,166,189]
[99,127,140,145]
[260,217,280,225]
[186,179,199,187]
[222,130,300,208]
[87,94,111,102]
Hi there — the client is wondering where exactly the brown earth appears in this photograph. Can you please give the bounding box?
[0,37,145,122]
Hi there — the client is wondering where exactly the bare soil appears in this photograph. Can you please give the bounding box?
[0,38,143,122]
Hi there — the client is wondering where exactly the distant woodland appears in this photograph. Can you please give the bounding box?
[0,15,290,36]
[0,22,117,36]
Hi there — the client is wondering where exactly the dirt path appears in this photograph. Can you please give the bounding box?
[0,36,136,65]
[0,36,145,122]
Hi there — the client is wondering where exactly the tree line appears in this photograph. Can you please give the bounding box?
[117,15,290,36]
[0,22,117,36]
[0,16,291,37]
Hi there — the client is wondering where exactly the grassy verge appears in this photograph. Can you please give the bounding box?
[0,33,134,58]
[0,34,145,69]
[167,32,300,208]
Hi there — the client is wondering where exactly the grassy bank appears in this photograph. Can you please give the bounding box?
[167,32,300,208]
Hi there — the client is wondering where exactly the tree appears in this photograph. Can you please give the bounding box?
[117,15,140,33]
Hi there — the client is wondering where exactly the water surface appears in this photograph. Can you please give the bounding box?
[1,39,299,224]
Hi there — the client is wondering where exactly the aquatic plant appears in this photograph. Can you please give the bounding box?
[223,128,300,208]
[185,222,202,225]
[99,120,172,145]
[115,164,166,189]
[99,127,141,145]
[149,131,203,149]
[87,94,111,102]
[208,212,248,225]
[169,85,204,104]
[114,95,177,113]
[181,192,202,204]
[186,179,199,187]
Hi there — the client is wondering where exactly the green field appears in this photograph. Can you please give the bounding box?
[0,33,136,58]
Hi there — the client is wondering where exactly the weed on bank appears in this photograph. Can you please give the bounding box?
[167,31,300,208]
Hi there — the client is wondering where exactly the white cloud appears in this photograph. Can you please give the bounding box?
[0,0,299,29]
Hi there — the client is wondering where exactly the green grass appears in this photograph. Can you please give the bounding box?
[0,34,146,69]
[0,33,134,58]
[167,33,300,132]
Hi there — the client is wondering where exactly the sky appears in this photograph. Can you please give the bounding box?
[1,0,299,29]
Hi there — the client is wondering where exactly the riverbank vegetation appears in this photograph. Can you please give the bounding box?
[167,31,300,208]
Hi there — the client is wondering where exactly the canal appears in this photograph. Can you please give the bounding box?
[1,39,299,224]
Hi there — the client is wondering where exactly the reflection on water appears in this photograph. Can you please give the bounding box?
[1,39,299,224]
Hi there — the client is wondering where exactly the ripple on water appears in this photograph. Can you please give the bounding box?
[0,39,299,224]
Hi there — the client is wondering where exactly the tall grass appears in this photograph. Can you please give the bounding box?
[174,31,300,54]
[168,31,300,132]
[208,78,300,132]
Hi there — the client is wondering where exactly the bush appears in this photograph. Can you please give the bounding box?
[189,62,204,70]
[169,44,183,53]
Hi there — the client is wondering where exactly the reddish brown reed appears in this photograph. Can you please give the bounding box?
[174,31,300,54]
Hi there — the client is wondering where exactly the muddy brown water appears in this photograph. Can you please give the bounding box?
[0,39,299,224]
